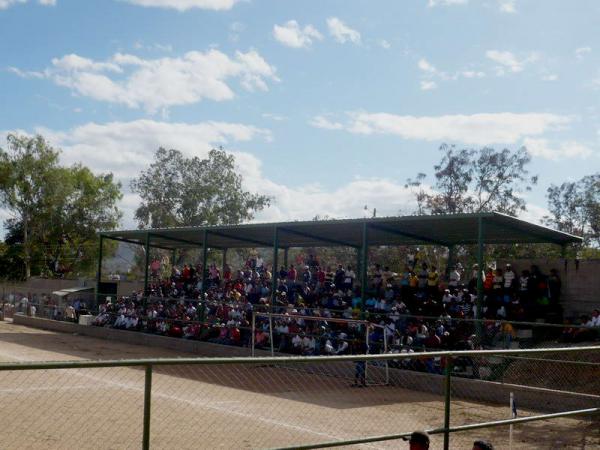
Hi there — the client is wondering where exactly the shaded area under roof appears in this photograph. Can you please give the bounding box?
[101,212,582,250]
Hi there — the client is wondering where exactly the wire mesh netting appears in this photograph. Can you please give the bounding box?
[149,361,445,449]
[0,349,599,449]
[0,367,144,449]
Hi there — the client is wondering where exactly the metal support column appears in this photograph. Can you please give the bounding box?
[283,247,289,269]
[142,365,153,450]
[447,245,455,276]
[171,249,177,269]
[201,230,208,299]
[443,356,453,450]
[143,233,151,296]
[222,248,228,278]
[360,221,369,310]
[271,227,279,307]
[96,234,104,305]
[476,217,485,338]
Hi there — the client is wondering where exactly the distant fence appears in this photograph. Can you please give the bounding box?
[0,347,599,449]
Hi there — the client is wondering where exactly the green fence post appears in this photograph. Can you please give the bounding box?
[443,356,453,450]
[476,216,485,339]
[360,221,368,312]
[271,227,279,308]
[96,234,104,306]
[201,230,209,300]
[142,364,153,450]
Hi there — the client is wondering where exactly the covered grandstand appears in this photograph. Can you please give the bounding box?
[96,211,582,318]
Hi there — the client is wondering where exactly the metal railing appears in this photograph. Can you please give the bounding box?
[1,346,599,449]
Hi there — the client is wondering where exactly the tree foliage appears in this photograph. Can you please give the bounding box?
[407,144,537,215]
[0,134,122,279]
[545,173,600,247]
[131,147,271,228]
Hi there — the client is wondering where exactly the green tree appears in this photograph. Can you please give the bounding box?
[131,147,271,228]
[0,134,122,279]
[407,144,538,216]
[545,173,600,248]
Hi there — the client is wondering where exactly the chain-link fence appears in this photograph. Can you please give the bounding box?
[0,347,599,450]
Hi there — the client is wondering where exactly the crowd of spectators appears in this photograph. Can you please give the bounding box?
[90,251,599,371]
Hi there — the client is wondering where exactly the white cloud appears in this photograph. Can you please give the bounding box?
[541,74,558,81]
[498,0,516,13]
[575,46,591,60]
[309,115,344,130]
[379,39,391,49]
[522,138,593,161]
[418,58,437,74]
[420,80,437,91]
[14,49,279,114]
[272,20,323,49]
[460,70,485,78]
[4,120,422,227]
[121,0,239,11]
[427,0,517,13]
[332,111,572,146]
[31,119,272,179]
[326,17,361,44]
[6,66,44,79]
[261,113,285,121]
[427,0,468,6]
[417,58,485,88]
[485,50,537,74]
[0,0,54,8]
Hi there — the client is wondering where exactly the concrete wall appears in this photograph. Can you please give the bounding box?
[1,278,142,300]
[498,258,600,317]
[13,315,598,414]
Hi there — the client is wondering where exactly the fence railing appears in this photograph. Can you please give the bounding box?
[1,346,599,450]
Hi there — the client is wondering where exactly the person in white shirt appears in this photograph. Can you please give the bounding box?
[291,334,302,351]
[448,267,461,288]
[503,264,516,290]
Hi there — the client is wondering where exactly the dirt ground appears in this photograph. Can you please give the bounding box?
[0,320,597,450]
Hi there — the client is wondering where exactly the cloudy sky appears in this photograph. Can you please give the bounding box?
[1,0,599,231]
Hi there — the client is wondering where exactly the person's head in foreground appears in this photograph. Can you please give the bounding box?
[473,440,494,450]
[404,431,429,449]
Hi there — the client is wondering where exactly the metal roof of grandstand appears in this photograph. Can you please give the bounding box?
[101,212,582,250]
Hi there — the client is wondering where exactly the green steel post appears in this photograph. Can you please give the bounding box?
[271,227,279,307]
[143,233,151,296]
[443,356,453,450]
[201,230,208,299]
[560,244,567,259]
[96,234,104,305]
[447,245,455,276]
[476,217,484,338]
[360,221,368,309]
[222,248,228,277]
[171,249,177,268]
[283,247,289,269]
[142,364,153,450]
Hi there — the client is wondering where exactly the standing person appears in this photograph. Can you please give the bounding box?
[334,264,346,290]
[402,431,430,450]
[472,440,494,450]
[427,265,439,298]
[344,265,355,290]
[351,338,369,387]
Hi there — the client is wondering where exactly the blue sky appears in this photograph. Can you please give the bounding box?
[1,0,599,230]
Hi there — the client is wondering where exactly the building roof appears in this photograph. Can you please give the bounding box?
[101,212,582,250]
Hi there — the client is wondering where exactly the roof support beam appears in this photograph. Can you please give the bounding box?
[207,229,272,248]
[368,224,449,246]
[278,227,358,248]
[102,235,175,251]
[490,220,564,245]
[148,233,206,247]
